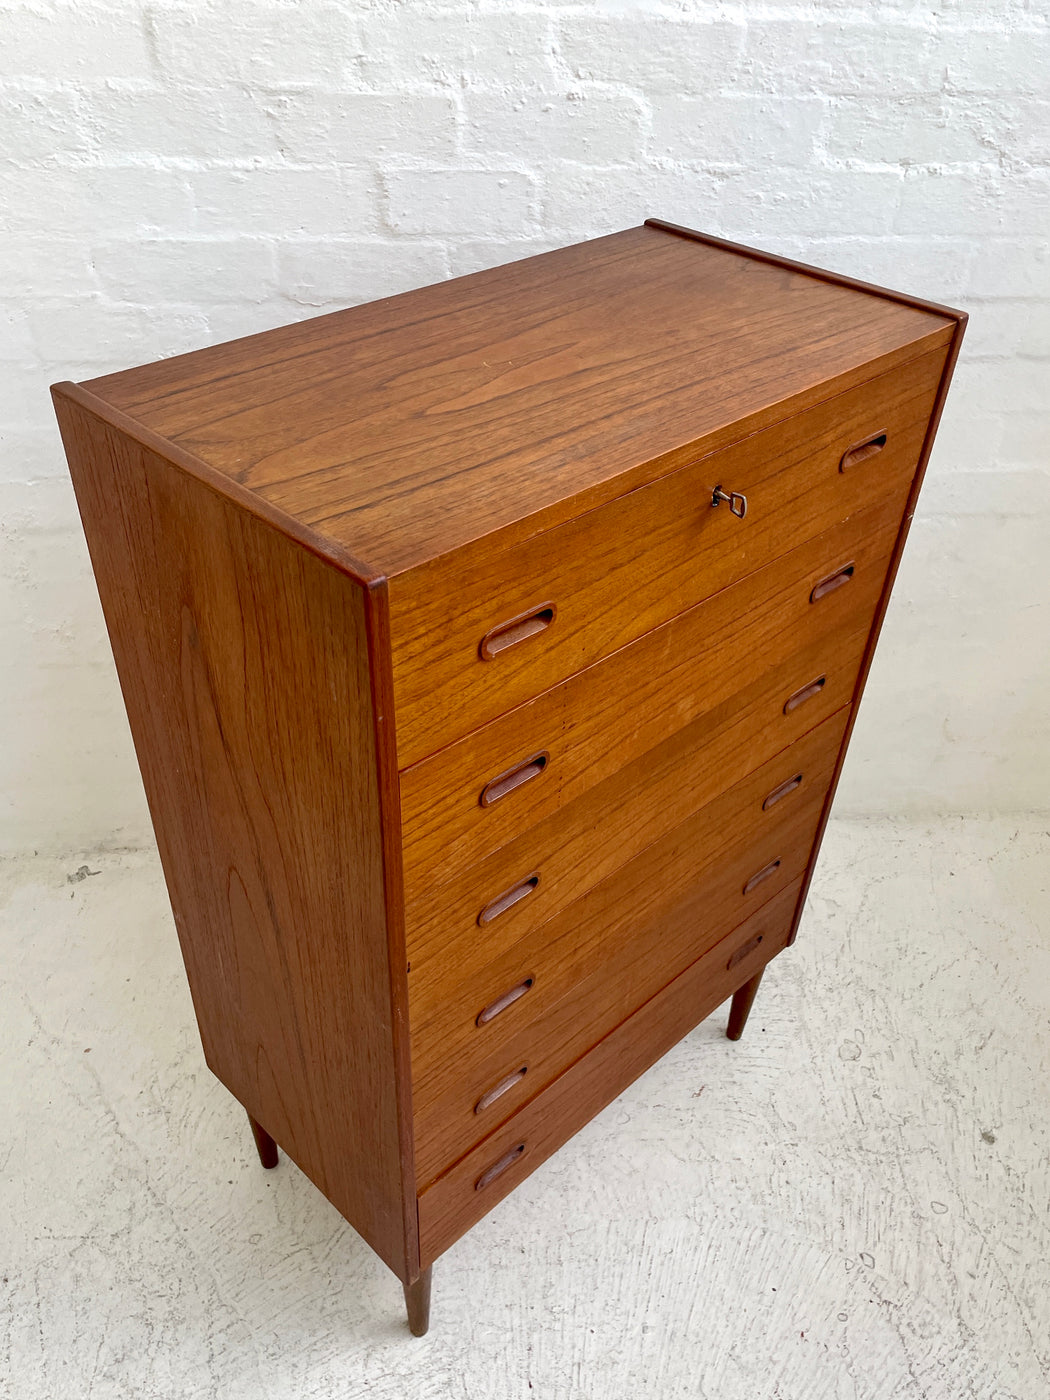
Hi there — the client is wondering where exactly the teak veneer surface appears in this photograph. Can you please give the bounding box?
[404,620,869,997]
[412,710,845,1091]
[417,878,804,1265]
[80,224,954,576]
[52,220,966,1333]
[411,712,845,1183]
[389,343,945,765]
[400,502,901,897]
[51,393,417,1279]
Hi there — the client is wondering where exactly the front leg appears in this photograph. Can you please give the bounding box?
[403,1267,432,1336]
[247,1112,279,1169]
[726,968,765,1041]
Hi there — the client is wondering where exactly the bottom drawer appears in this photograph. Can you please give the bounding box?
[417,877,801,1267]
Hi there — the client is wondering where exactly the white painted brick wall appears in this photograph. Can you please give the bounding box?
[1,0,1048,851]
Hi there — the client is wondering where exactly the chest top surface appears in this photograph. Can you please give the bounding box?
[82,221,954,578]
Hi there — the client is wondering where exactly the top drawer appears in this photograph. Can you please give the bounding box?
[388,345,947,767]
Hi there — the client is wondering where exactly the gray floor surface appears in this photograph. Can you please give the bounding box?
[2,816,1048,1399]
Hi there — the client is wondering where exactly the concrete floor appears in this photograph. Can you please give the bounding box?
[1,817,1048,1399]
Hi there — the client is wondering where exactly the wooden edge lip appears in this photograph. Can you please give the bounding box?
[785,310,968,952]
[643,218,968,327]
[50,380,383,589]
[361,579,420,1283]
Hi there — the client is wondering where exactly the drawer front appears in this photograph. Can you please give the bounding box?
[411,710,845,1183]
[401,500,897,903]
[390,345,946,766]
[417,877,802,1266]
[406,618,866,1008]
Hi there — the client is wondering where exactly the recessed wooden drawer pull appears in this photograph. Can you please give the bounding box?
[479,752,549,807]
[475,1067,528,1115]
[478,875,540,926]
[743,860,781,895]
[479,604,556,661]
[783,676,826,714]
[475,1143,526,1191]
[476,978,534,1026]
[762,774,803,810]
[840,430,888,472]
[711,485,748,518]
[727,933,765,971]
[810,563,855,603]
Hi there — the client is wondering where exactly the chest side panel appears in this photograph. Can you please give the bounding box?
[53,387,416,1279]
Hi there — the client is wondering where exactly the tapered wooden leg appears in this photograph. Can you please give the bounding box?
[403,1267,432,1336]
[726,969,765,1041]
[247,1112,279,1169]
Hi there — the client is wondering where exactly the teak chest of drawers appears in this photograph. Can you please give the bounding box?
[53,220,965,1336]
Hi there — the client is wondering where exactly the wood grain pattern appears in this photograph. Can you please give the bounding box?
[361,579,422,1276]
[411,710,847,1184]
[389,344,946,765]
[645,218,968,324]
[417,878,803,1265]
[52,223,966,1319]
[410,709,844,1081]
[783,300,969,953]
[405,620,869,1005]
[81,224,953,579]
[52,387,416,1281]
[400,502,901,900]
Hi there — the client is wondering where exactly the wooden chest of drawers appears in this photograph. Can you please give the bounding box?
[53,220,965,1335]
